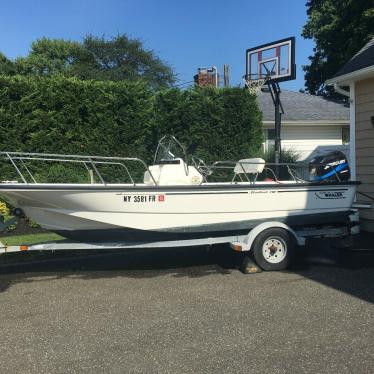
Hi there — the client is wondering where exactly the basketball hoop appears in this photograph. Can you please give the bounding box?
[244,76,269,95]
[245,37,296,94]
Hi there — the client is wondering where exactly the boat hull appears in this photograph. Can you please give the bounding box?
[0,182,358,242]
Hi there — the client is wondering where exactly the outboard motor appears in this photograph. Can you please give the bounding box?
[309,151,350,182]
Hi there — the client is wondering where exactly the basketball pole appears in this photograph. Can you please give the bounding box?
[245,37,295,179]
[268,81,284,178]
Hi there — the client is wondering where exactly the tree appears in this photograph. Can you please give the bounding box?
[302,0,374,97]
[15,38,92,77]
[82,35,175,89]
[0,53,16,75]
[1,34,175,90]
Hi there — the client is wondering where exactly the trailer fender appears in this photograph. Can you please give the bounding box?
[238,222,304,252]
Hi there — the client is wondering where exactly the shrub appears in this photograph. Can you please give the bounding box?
[0,200,10,217]
[152,86,263,163]
[257,147,303,181]
[0,76,263,182]
[0,75,153,182]
[258,147,301,164]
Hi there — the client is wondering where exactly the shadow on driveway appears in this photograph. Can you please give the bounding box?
[290,238,374,304]
[1,240,374,303]
[0,244,238,293]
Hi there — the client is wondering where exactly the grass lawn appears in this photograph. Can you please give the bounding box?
[0,232,120,265]
[0,232,64,246]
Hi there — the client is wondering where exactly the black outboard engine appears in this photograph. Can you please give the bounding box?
[309,151,350,182]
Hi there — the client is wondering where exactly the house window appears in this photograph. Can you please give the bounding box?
[264,129,276,150]
[342,126,350,144]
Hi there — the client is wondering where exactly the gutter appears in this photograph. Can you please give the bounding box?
[262,120,349,126]
[333,83,349,97]
[326,65,374,85]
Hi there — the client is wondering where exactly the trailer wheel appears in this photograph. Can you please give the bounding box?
[252,228,294,271]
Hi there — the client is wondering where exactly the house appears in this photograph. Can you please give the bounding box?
[256,90,349,160]
[326,37,374,234]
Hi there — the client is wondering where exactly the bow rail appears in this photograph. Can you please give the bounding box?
[0,151,158,186]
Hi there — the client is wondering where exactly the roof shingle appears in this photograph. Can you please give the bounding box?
[332,37,374,79]
[256,90,349,121]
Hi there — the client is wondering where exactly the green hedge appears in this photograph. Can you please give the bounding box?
[0,75,152,155]
[152,87,263,163]
[0,75,153,182]
[0,75,263,183]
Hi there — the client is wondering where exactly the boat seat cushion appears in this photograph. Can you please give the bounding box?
[234,158,265,174]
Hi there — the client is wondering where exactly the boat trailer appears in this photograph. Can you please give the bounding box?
[0,210,360,273]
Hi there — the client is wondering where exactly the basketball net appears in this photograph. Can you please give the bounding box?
[244,77,269,95]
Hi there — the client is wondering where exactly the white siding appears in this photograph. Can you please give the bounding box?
[264,124,346,160]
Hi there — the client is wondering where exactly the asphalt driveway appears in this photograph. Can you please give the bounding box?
[0,244,374,374]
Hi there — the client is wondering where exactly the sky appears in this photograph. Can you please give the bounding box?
[0,0,314,91]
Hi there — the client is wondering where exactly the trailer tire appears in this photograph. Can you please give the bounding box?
[252,228,294,271]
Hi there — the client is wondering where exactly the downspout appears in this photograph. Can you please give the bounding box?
[333,83,356,180]
[333,83,350,97]
[349,83,356,181]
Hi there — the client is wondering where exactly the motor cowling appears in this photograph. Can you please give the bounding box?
[309,151,350,182]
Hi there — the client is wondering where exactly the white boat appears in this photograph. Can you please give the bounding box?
[0,136,358,242]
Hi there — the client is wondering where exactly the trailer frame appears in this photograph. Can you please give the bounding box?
[0,211,359,259]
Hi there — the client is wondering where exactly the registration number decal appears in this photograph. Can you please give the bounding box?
[123,194,165,203]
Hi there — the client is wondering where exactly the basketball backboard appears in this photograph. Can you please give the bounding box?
[246,37,296,83]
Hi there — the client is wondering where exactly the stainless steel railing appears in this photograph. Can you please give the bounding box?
[194,159,308,184]
[0,151,311,186]
[0,152,158,186]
